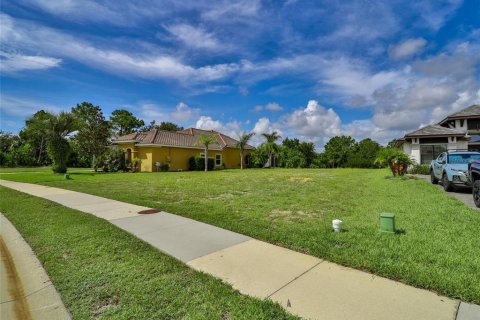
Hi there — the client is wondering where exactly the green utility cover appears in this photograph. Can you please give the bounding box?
[380,213,395,233]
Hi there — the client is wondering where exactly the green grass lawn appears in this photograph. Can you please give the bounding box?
[0,166,92,173]
[1,168,479,304]
[0,187,296,319]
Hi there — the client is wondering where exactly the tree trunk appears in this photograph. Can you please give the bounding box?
[204,147,208,172]
[240,149,244,169]
[38,136,44,163]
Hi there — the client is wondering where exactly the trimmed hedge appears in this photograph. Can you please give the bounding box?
[189,156,214,171]
[409,164,431,175]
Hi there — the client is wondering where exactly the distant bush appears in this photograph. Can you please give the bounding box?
[346,154,373,168]
[189,156,214,171]
[375,147,413,176]
[95,147,126,172]
[409,164,430,175]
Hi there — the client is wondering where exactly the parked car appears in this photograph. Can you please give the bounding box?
[430,151,480,191]
[468,159,480,207]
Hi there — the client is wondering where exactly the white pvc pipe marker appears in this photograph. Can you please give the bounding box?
[332,219,343,232]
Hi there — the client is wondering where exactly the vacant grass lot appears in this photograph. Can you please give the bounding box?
[1,168,479,303]
[0,187,296,319]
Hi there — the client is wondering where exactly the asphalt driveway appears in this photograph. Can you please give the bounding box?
[416,175,478,210]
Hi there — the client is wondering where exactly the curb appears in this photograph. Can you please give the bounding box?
[0,213,71,320]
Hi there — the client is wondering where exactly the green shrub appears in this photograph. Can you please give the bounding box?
[250,145,269,168]
[189,156,214,171]
[374,147,413,176]
[131,157,140,172]
[409,164,430,175]
[47,138,71,173]
[346,153,373,168]
[94,147,126,172]
[188,156,196,171]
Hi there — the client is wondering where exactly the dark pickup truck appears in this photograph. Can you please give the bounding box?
[468,160,480,207]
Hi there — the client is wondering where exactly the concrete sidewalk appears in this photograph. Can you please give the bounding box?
[1,179,478,320]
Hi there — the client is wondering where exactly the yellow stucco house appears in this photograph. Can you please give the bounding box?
[113,128,255,172]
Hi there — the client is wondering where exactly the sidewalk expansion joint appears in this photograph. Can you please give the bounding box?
[454,300,460,320]
[0,284,54,305]
[266,260,324,299]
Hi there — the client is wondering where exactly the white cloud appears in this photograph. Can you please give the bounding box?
[196,116,222,131]
[136,101,200,124]
[0,94,64,117]
[283,100,341,139]
[195,116,243,139]
[165,24,220,50]
[14,0,189,26]
[388,38,427,60]
[341,119,402,146]
[371,42,480,132]
[170,102,200,122]
[17,0,125,24]
[252,117,273,135]
[202,0,261,21]
[320,57,408,106]
[238,54,408,108]
[250,117,283,146]
[239,87,249,96]
[249,100,413,148]
[0,51,61,73]
[253,102,283,112]
[137,102,166,121]
[413,0,462,31]
[0,13,240,83]
[319,1,399,45]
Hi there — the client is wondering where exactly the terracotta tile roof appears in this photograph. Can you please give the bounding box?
[404,124,467,138]
[114,132,139,141]
[114,128,255,150]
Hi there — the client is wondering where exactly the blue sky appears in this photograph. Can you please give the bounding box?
[1,0,479,147]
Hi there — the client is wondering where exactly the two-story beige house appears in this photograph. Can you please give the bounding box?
[398,105,480,164]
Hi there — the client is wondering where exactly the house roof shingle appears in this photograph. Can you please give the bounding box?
[113,128,255,150]
[400,105,480,141]
[445,104,480,119]
[404,124,467,138]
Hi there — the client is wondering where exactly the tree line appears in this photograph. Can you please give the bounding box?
[1,101,398,172]
[249,133,393,169]
[0,102,183,171]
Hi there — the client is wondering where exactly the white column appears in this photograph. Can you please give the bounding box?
[447,136,457,151]
[411,138,421,164]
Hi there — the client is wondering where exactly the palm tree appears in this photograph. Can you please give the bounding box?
[236,132,255,169]
[262,131,281,168]
[31,111,77,173]
[196,134,217,172]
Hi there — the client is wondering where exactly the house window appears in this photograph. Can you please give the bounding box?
[199,153,205,158]
[215,154,222,166]
[420,144,447,164]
